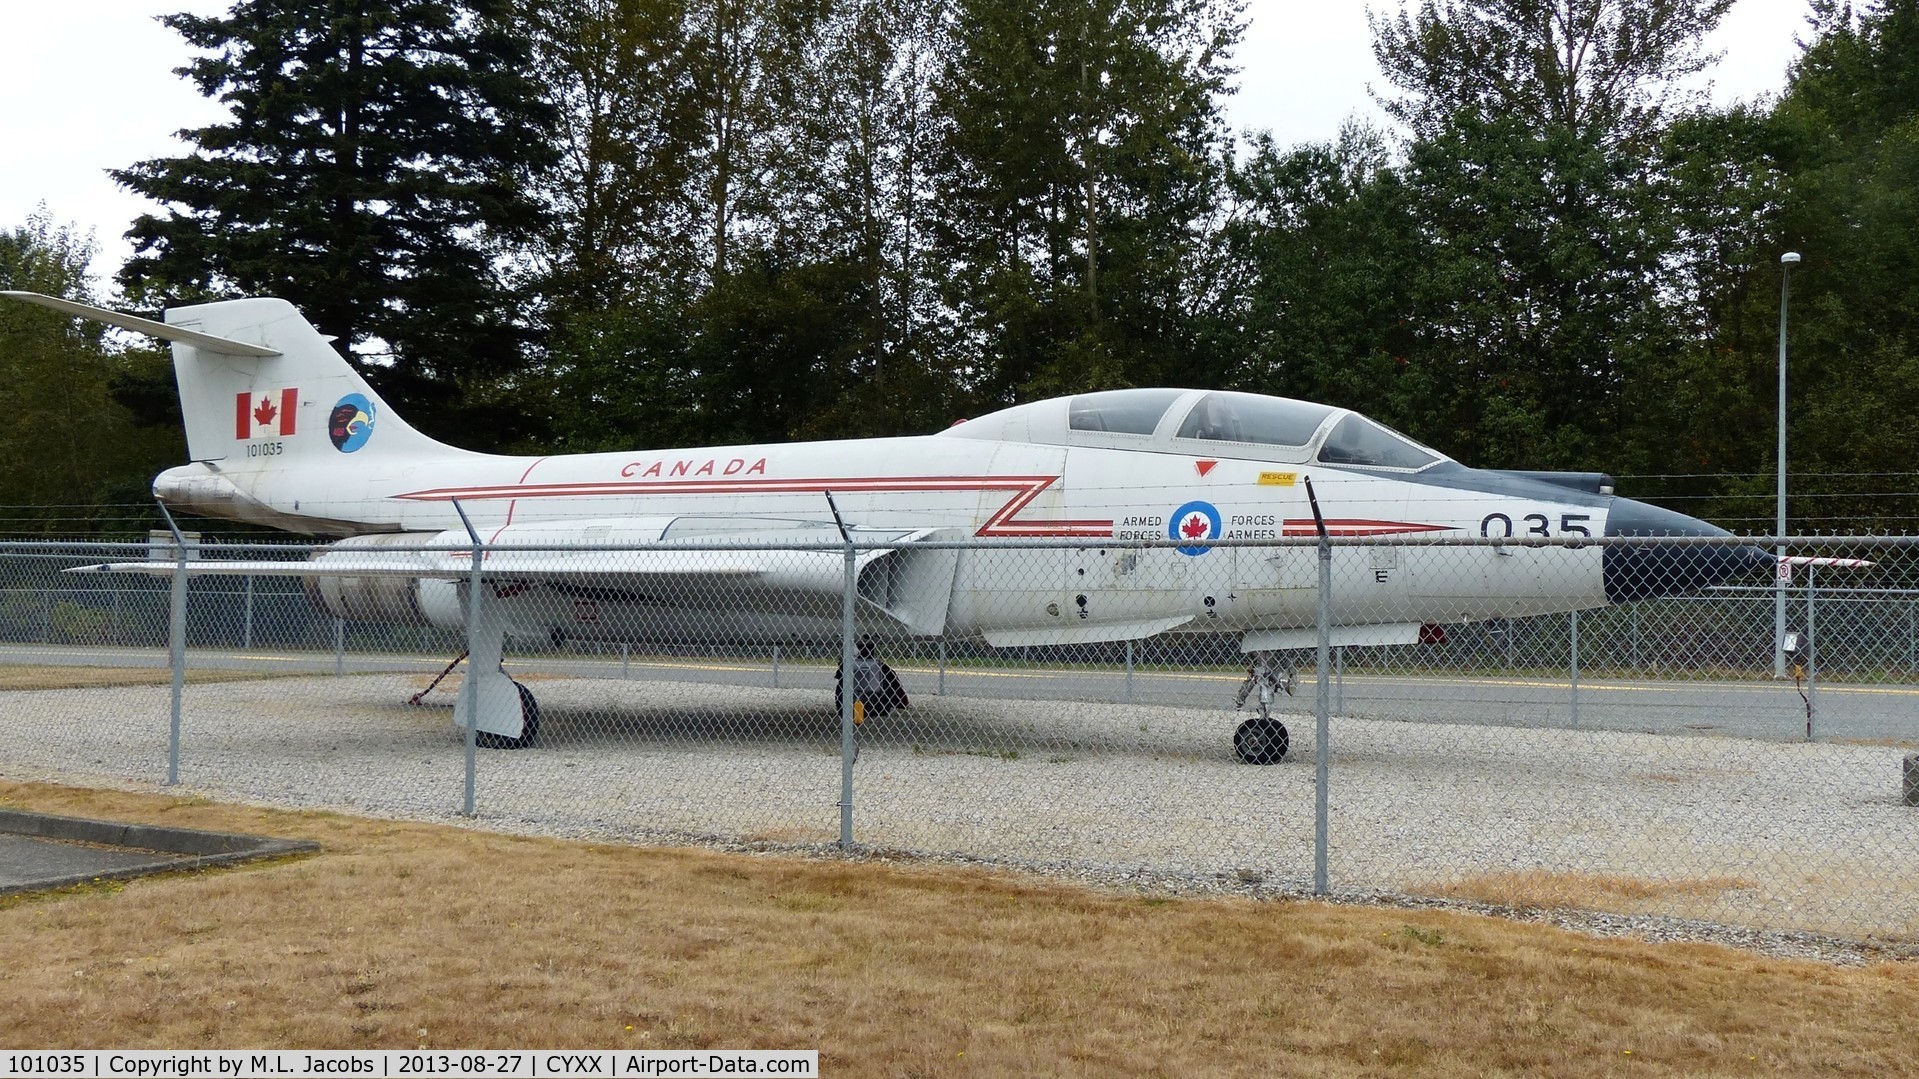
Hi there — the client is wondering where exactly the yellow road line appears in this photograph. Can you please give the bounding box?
[12,646,1919,700]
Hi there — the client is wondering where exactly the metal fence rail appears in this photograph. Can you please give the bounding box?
[1,534,1916,942]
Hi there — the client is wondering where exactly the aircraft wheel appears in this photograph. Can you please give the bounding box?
[1234,717,1289,765]
[477,680,542,750]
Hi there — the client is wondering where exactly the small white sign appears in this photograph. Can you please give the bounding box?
[146,529,202,562]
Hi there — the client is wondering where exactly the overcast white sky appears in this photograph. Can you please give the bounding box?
[0,0,1816,289]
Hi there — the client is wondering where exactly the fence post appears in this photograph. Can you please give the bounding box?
[1569,609,1581,728]
[451,499,484,817]
[242,575,254,649]
[157,503,188,787]
[1124,639,1134,703]
[621,642,629,678]
[839,541,858,847]
[333,617,345,675]
[771,644,780,688]
[1305,479,1333,898]
[1805,564,1818,741]
[938,638,946,695]
[826,493,857,850]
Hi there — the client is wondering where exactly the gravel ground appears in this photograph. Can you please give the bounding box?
[4,671,1916,965]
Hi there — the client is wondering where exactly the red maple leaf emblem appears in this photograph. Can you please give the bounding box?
[252,396,277,428]
[1180,514,1210,540]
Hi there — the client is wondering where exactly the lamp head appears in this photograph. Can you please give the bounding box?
[1782,252,1802,264]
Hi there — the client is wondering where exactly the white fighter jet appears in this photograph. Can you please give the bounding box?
[3,291,1769,761]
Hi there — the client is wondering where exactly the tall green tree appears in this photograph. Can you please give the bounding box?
[520,0,707,452]
[1369,0,1734,142]
[1684,0,1919,529]
[0,214,181,533]
[1224,123,1427,426]
[527,0,966,448]
[113,0,557,445]
[1305,0,1742,470]
[526,0,704,317]
[930,0,1244,404]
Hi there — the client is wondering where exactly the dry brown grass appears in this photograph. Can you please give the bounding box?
[1,781,1917,1076]
[1433,870,1758,916]
[1832,737,1919,749]
[0,667,289,691]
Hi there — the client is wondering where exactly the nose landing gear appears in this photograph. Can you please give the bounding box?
[1233,652,1294,764]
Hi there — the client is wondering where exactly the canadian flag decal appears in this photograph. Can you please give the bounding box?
[236,389,298,439]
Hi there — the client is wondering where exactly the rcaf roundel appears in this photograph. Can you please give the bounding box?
[1168,500,1221,556]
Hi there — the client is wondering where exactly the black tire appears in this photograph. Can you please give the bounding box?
[1234,717,1289,765]
[477,680,541,750]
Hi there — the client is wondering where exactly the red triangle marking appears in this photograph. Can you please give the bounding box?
[1194,460,1217,477]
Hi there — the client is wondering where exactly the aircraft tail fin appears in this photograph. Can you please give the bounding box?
[1,291,462,466]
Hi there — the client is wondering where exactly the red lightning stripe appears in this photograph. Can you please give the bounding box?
[482,457,553,546]
[396,475,1115,538]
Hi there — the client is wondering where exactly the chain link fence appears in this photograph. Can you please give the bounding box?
[2,534,1916,942]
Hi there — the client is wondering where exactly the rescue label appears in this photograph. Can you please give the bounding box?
[1257,471,1296,487]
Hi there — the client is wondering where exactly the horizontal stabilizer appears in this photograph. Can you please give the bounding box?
[0,291,282,357]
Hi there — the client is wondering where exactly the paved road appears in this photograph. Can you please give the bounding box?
[1,641,1913,744]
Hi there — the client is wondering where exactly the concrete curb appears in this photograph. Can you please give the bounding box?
[0,809,318,896]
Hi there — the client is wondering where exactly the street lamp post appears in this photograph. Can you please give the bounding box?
[1775,251,1800,679]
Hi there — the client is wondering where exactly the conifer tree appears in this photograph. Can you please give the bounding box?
[114,0,557,444]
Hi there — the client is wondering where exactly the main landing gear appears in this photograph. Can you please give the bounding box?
[409,591,543,749]
[475,679,541,750]
[411,650,543,749]
[1233,652,1294,765]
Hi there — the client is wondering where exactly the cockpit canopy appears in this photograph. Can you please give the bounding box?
[940,388,1447,471]
[1067,388,1187,435]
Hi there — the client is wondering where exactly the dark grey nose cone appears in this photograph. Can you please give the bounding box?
[1603,498,1770,603]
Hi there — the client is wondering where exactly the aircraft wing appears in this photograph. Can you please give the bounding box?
[69,518,964,635]
[68,549,776,582]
